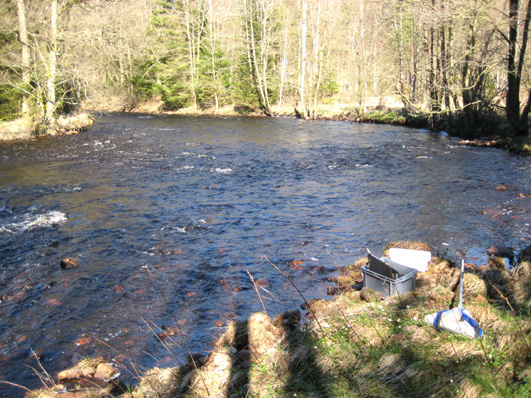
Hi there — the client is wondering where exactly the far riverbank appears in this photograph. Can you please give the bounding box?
[123,101,531,155]
[2,102,530,154]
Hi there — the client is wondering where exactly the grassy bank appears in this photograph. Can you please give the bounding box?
[0,113,93,142]
[0,116,34,141]
[25,242,531,398]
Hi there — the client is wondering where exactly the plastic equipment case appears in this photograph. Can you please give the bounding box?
[361,252,418,298]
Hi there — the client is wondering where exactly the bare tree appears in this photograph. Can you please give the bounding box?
[296,0,307,117]
[278,9,290,109]
[241,0,277,116]
[16,0,29,114]
[505,0,531,137]
[46,0,58,125]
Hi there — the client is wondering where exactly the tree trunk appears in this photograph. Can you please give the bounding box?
[184,0,199,111]
[506,0,531,137]
[278,14,289,109]
[394,0,405,106]
[243,0,273,116]
[16,0,29,115]
[310,0,321,119]
[259,0,273,115]
[208,0,218,112]
[357,0,366,114]
[297,0,308,118]
[46,0,58,126]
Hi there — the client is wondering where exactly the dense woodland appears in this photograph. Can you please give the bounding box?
[2,0,531,140]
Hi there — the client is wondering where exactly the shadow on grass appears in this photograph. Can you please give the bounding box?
[227,319,250,397]
[281,311,331,398]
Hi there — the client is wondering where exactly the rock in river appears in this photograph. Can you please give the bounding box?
[60,257,79,269]
[94,362,120,382]
[487,245,515,264]
[58,366,95,381]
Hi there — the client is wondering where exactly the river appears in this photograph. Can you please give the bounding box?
[0,113,530,395]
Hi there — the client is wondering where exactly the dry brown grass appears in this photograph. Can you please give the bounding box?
[0,116,33,140]
[248,313,284,359]
[458,380,483,398]
[466,298,499,325]
[187,347,233,398]
[54,113,93,135]
[383,241,430,256]
[488,256,507,270]
[0,113,93,141]
[122,367,176,398]
[513,261,531,309]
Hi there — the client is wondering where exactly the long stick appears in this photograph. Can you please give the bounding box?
[247,270,268,316]
[459,259,464,311]
[0,381,32,393]
[262,255,325,335]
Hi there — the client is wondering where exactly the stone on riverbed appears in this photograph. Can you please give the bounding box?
[94,362,120,382]
[57,359,119,383]
[60,258,79,269]
[58,366,94,381]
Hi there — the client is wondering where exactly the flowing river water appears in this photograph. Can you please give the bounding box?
[0,113,530,395]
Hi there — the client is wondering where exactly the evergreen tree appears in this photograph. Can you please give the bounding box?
[0,1,22,120]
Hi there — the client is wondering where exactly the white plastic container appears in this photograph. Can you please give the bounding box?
[388,248,431,272]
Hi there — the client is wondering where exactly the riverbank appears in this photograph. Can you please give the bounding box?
[2,103,530,155]
[0,113,93,142]
[25,242,531,398]
[125,102,531,155]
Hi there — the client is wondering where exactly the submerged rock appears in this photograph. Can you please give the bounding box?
[56,359,119,387]
[487,245,514,258]
[254,278,270,287]
[487,245,515,265]
[60,257,79,269]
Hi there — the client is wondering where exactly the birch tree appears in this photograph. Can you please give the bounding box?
[241,0,278,116]
[16,0,29,114]
[183,0,206,111]
[296,0,307,117]
[207,0,219,111]
[46,0,58,125]
[277,9,290,109]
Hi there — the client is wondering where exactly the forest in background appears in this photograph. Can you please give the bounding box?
[2,0,531,142]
